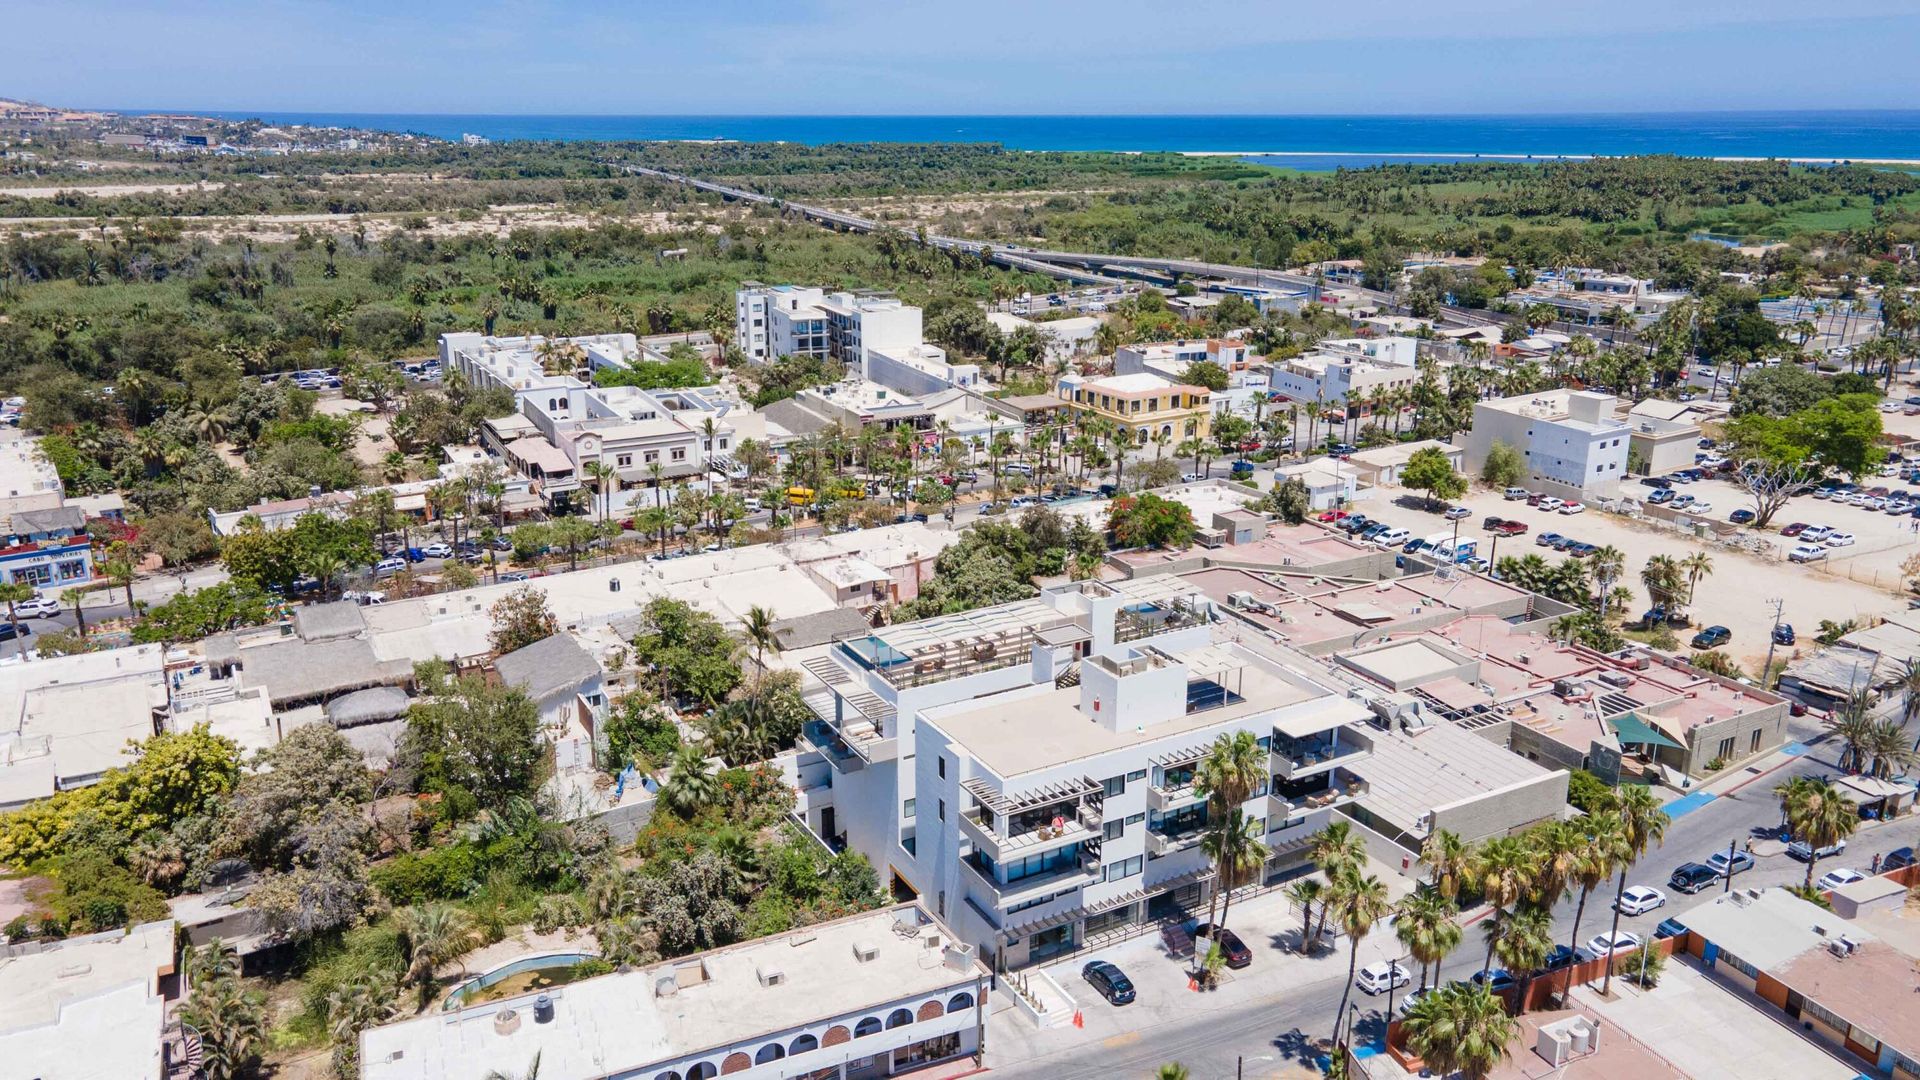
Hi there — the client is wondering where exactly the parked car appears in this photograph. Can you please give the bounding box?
[1443,506,1471,521]
[1615,886,1668,916]
[1180,472,1205,483]
[1537,496,1564,512]
[1788,837,1847,861]
[1653,918,1689,941]
[12,595,61,620]
[1799,525,1834,542]
[1356,961,1412,995]
[1192,924,1252,969]
[1081,960,1135,1006]
[1684,499,1713,514]
[1816,868,1866,891]
[1779,522,1809,537]
[1729,509,1755,524]
[499,571,531,582]
[1539,945,1579,973]
[1559,502,1586,515]
[1503,487,1529,500]
[0,622,32,643]
[1462,556,1492,573]
[1824,532,1856,548]
[1468,968,1516,993]
[1536,532,1565,547]
[1669,863,1719,894]
[1773,624,1796,646]
[1639,476,1673,489]
[1884,846,1916,871]
[1788,544,1829,563]
[373,557,407,575]
[1691,626,1732,649]
[1585,931,1642,957]
[421,542,454,559]
[1706,850,1756,878]
[1398,986,1436,1015]
[1493,520,1528,536]
[1646,488,1676,504]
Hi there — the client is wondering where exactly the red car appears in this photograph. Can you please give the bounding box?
[1318,510,1350,522]
[1780,522,1808,537]
[1491,520,1529,536]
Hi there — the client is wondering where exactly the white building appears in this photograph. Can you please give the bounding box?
[917,639,1373,968]
[862,342,980,396]
[736,284,924,367]
[1113,338,1251,381]
[1266,351,1417,408]
[0,919,175,1080]
[986,312,1102,361]
[361,903,989,1080]
[0,644,168,811]
[1463,390,1631,500]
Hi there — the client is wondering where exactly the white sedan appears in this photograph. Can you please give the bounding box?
[1614,886,1668,917]
[1817,868,1866,891]
[1824,533,1857,548]
[1585,931,1643,958]
[1559,502,1586,515]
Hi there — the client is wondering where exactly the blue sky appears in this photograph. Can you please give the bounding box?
[13,0,1920,115]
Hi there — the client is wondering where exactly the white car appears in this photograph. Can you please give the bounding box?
[1789,837,1847,860]
[1180,472,1205,483]
[1355,961,1412,995]
[12,595,61,619]
[1585,930,1643,957]
[1443,506,1471,520]
[422,542,455,558]
[1537,496,1564,512]
[1614,886,1668,916]
[1559,502,1586,515]
[1009,495,1040,508]
[1799,525,1834,542]
[373,557,407,575]
[1685,500,1712,514]
[1788,543,1828,563]
[1880,401,1902,413]
[1817,868,1866,891]
[1824,532,1857,548]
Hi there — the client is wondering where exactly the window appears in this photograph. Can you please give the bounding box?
[1007,890,1064,914]
[1126,769,1147,782]
[903,798,916,820]
[616,453,633,468]
[718,438,728,450]
[1103,856,1143,882]
[1103,820,1124,841]
[1801,998,1851,1035]
[1718,951,1758,979]
[1125,813,1145,826]
[1103,775,1126,798]
[644,450,660,463]
[938,756,946,779]
[1003,845,1082,882]
[937,799,945,822]
[671,448,687,462]
[1715,736,1736,760]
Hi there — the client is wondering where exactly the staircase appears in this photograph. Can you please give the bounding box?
[1054,661,1081,688]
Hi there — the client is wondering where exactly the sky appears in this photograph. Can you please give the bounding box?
[12,0,1920,116]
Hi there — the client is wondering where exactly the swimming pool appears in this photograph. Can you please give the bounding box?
[441,951,600,1011]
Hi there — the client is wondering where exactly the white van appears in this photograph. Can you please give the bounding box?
[1373,527,1411,547]
[1788,544,1828,563]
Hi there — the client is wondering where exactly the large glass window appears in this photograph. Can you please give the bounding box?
[1004,844,1082,883]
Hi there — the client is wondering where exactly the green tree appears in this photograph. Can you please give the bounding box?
[1106,491,1198,549]
[630,597,742,706]
[1402,445,1467,508]
[399,677,546,821]
[601,694,681,771]
[1401,982,1517,1080]
[1599,786,1669,994]
[488,584,560,655]
[661,744,720,818]
[1184,360,1230,391]
[180,947,267,1080]
[1778,776,1860,893]
[1480,440,1525,488]
[1395,888,1462,990]
[394,902,479,995]
[1328,865,1391,1045]
[0,581,33,660]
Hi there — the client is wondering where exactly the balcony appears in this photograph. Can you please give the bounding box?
[1271,729,1372,782]
[1147,827,1206,857]
[1268,768,1367,822]
[960,802,1101,863]
[1147,779,1206,813]
[1113,598,1207,644]
[960,849,1099,908]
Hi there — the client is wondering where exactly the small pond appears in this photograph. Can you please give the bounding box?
[442,951,602,1011]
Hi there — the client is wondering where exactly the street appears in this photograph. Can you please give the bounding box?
[986,718,1920,1079]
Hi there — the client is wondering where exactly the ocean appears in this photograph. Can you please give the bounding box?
[158,110,1920,167]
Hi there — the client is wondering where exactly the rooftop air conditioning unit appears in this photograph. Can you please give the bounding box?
[853,941,879,963]
[756,963,786,987]
[1598,671,1633,689]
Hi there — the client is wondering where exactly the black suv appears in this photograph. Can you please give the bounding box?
[1669,862,1719,894]
[1193,923,1253,968]
[1081,960,1135,1006]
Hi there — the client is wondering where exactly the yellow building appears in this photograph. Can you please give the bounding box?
[1059,372,1212,445]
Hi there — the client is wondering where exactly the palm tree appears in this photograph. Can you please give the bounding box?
[1864,719,1919,779]
[1491,905,1556,1012]
[1194,731,1267,932]
[1328,866,1391,1050]
[181,975,267,1080]
[1286,877,1327,953]
[582,460,619,524]
[0,581,32,660]
[741,604,777,674]
[484,1052,543,1080]
[1395,888,1462,989]
[1156,1064,1191,1080]
[1420,829,1473,901]
[1680,551,1714,606]
[1558,810,1626,1004]
[1586,546,1627,619]
[394,902,478,995]
[1202,809,1267,934]
[1599,786,1669,995]
[1402,981,1517,1080]
[1778,777,1860,893]
[103,541,138,612]
[662,744,719,818]
[1470,836,1533,973]
[1310,819,1368,879]
[1898,658,1920,727]
[1832,708,1878,773]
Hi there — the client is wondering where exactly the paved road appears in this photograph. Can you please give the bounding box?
[988,720,1920,1078]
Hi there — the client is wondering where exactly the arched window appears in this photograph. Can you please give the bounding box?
[917,1000,944,1022]
[754,1044,785,1064]
[654,1073,682,1080]
[789,1034,819,1055]
[687,1065,718,1080]
[853,1016,884,1038]
[947,992,975,1012]
[886,1007,913,1029]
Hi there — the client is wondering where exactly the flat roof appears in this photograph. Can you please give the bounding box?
[0,920,173,1034]
[927,648,1335,778]
[1775,938,1920,1061]
[1680,888,1871,971]
[1082,372,1192,395]
[1345,639,1465,685]
[362,905,982,1080]
[1351,717,1554,837]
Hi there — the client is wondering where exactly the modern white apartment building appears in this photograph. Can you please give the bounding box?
[736,284,925,367]
[361,903,989,1080]
[1266,351,1419,407]
[1463,389,1631,499]
[1114,338,1252,381]
[917,640,1374,968]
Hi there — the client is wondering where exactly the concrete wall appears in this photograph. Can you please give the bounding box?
[1430,768,1569,842]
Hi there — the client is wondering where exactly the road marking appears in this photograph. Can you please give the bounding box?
[1101,1032,1140,1049]
[1663,791,1717,818]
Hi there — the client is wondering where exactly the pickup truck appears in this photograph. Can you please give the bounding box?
[1484,517,1529,536]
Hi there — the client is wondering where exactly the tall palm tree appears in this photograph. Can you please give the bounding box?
[1586,546,1627,619]
[1680,551,1714,606]
[1286,877,1327,953]
[394,903,478,994]
[1864,720,1919,779]
[0,581,32,660]
[1469,836,1533,972]
[1328,866,1391,1048]
[1395,888,1462,989]
[1402,982,1517,1080]
[741,604,778,674]
[1491,905,1556,1012]
[1310,819,1368,880]
[1195,731,1268,933]
[1419,829,1473,901]
[1558,810,1626,1004]
[1779,777,1860,893]
[1202,809,1267,934]
[1600,786,1669,994]
[582,460,619,524]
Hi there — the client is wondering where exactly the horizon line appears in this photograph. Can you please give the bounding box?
[90,106,1920,121]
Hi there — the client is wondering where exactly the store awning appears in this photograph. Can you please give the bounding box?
[1610,712,1684,750]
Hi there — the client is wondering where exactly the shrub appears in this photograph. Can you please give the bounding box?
[1613,942,1665,989]
[370,843,483,905]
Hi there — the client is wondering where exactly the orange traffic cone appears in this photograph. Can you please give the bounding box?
[1072,1010,1084,1028]
[1188,976,1199,992]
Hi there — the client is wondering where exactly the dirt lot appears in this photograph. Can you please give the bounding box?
[1380,484,1910,674]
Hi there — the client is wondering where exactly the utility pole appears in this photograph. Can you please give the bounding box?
[1724,837,1738,893]
[1759,597,1786,692]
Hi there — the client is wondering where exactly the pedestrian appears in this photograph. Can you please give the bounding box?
[1744,837,1754,853]
[1872,852,1883,874]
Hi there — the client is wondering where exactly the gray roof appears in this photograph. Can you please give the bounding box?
[238,637,412,706]
[771,607,872,651]
[762,397,835,436]
[492,634,601,702]
[1782,648,1886,695]
[325,685,412,728]
[293,601,368,642]
[202,632,243,668]
[7,505,85,536]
